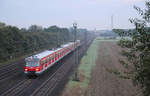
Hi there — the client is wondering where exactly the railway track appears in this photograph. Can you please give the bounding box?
[0,37,95,96]
[1,79,32,96]
[0,60,24,82]
[0,60,24,72]
[31,62,68,96]
[0,64,23,82]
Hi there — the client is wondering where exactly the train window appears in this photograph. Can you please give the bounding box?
[47,57,49,62]
[55,53,57,58]
[43,59,45,64]
[41,60,44,65]
[26,61,39,67]
[45,58,48,63]
[57,53,58,57]
[51,56,53,60]
[47,58,49,63]
[55,54,57,58]
[44,59,47,64]
[43,60,45,64]
[49,56,51,61]
[52,55,54,60]
[50,56,51,60]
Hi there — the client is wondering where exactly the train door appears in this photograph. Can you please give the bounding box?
[58,51,60,59]
[60,50,62,57]
[40,59,45,71]
[52,54,55,63]
[49,55,52,65]
[55,52,57,61]
[45,57,48,68]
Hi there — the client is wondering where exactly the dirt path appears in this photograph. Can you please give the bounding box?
[85,41,136,96]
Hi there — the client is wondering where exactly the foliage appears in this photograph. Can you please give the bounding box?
[28,25,43,32]
[0,22,6,28]
[0,22,87,62]
[0,22,89,62]
[113,1,150,96]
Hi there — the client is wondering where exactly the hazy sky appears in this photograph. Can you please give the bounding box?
[0,0,146,30]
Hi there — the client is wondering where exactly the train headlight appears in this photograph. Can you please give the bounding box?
[36,68,40,71]
[24,68,28,71]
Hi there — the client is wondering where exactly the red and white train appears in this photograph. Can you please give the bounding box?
[24,40,80,76]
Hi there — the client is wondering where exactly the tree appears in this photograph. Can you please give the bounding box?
[113,1,150,96]
[0,22,6,28]
[20,28,27,32]
[28,25,43,32]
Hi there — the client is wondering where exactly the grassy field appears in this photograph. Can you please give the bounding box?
[96,37,120,41]
[61,37,136,96]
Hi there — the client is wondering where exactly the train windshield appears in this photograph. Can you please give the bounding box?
[26,61,39,67]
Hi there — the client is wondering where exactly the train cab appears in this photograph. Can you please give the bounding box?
[24,56,41,75]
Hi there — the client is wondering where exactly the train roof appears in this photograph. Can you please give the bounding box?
[25,42,75,60]
[25,50,54,61]
[61,42,74,47]
[34,50,54,59]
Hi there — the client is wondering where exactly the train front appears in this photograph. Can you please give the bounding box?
[24,56,41,76]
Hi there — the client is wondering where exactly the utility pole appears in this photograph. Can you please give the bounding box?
[57,29,60,48]
[111,15,114,30]
[84,29,87,55]
[73,22,79,81]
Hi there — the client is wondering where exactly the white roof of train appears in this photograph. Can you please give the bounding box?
[25,42,75,60]
[35,50,54,59]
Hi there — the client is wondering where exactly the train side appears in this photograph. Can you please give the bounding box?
[24,40,80,76]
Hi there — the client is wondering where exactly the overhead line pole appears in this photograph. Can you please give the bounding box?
[57,29,60,48]
[73,22,79,81]
[111,15,114,30]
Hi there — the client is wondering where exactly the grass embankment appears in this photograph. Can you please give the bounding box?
[61,38,99,96]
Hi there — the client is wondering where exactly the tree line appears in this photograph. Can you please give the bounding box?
[0,23,88,62]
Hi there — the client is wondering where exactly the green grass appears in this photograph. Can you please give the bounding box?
[96,37,119,41]
[68,38,99,89]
